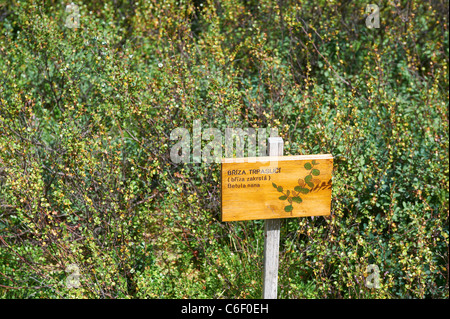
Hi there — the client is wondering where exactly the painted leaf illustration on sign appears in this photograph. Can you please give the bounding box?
[272,161,331,215]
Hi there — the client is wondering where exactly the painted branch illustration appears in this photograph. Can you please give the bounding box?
[272,160,332,215]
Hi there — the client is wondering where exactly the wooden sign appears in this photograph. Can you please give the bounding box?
[221,154,333,221]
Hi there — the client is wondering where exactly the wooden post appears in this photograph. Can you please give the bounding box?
[263,137,283,299]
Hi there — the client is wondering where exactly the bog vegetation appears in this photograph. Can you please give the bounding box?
[0,0,448,298]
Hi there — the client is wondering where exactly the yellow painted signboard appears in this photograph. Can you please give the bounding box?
[221,154,333,221]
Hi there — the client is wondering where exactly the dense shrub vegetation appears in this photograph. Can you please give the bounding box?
[0,0,448,298]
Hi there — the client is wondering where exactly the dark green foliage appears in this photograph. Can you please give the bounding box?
[0,0,448,298]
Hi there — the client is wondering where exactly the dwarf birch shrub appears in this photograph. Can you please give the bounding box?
[0,0,448,298]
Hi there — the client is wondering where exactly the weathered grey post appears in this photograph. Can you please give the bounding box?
[263,137,283,299]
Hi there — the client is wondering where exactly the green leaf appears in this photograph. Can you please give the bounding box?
[292,196,302,203]
[284,205,293,212]
[272,182,277,188]
[279,195,287,200]
[305,175,312,183]
[312,160,318,165]
[304,162,312,170]
[306,181,314,188]
[312,169,320,176]
[358,172,363,182]
[295,186,309,194]
[277,186,283,192]
[299,187,310,194]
